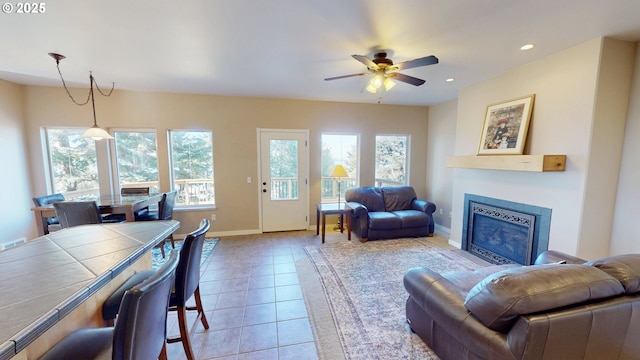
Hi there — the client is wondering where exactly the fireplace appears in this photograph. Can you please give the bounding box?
[462,194,551,265]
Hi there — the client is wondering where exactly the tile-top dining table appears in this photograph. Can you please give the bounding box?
[0,220,179,360]
[32,192,164,236]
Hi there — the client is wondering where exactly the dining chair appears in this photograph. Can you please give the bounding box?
[39,250,180,360]
[53,201,103,228]
[120,187,150,195]
[121,186,151,217]
[136,191,178,257]
[101,219,210,360]
[32,193,65,233]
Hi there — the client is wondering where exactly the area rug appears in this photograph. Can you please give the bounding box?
[152,238,218,269]
[303,237,490,360]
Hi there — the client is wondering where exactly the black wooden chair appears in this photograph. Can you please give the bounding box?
[101,219,211,360]
[40,250,180,360]
[53,201,103,228]
[32,193,65,233]
[136,191,178,257]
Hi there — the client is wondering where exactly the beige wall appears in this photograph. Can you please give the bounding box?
[21,87,429,238]
[426,99,457,232]
[434,37,636,259]
[0,80,32,245]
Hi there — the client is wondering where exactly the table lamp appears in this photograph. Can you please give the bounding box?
[330,164,348,207]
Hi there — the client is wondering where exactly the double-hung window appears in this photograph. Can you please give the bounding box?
[375,134,409,186]
[321,133,359,203]
[168,130,215,207]
[43,127,100,198]
[112,129,159,193]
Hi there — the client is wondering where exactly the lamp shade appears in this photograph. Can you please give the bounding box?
[82,125,114,140]
[330,164,348,178]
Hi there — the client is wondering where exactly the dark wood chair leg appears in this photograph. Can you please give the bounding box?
[194,287,209,329]
[177,306,196,360]
[159,342,168,360]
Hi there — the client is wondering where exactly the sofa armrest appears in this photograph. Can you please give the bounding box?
[534,250,586,265]
[411,199,436,215]
[404,267,511,358]
[345,201,368,217]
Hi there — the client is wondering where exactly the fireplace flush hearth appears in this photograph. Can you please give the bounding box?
[462,194,551,265]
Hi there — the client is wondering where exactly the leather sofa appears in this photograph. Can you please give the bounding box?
[345,186,436,241]
[403,250,640,360]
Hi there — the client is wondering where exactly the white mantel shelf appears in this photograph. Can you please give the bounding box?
[447,155,566,172]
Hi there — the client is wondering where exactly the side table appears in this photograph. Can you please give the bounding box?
[316,203,350,243]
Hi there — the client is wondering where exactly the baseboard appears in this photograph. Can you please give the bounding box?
[434,223,451,238]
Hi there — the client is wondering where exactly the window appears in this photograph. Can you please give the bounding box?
[44,128,100,198]
[269,139,299,200]
[375,134,409,186]
[113,130,159,193]
[321,134,359,202]
[168,130,215,207]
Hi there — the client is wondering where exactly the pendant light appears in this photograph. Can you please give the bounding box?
[49,52,114,140]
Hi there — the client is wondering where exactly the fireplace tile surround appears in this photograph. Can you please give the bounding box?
[462,194,551,265]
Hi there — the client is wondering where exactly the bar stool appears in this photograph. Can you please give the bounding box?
[102,219,211,360]
[39,250,179,360]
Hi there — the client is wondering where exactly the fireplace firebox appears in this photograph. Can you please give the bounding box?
[462,194,550,265]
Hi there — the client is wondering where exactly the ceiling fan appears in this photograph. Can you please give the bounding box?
[324,52,439,93]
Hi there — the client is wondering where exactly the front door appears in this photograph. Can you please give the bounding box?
[258,129,309,232]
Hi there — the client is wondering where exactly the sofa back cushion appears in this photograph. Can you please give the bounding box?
[381,186,416,212]
[345,187,385,212]
[464,264,624,332]
[586,254,640,294]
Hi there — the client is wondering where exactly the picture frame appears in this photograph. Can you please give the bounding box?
[477,94,535,155]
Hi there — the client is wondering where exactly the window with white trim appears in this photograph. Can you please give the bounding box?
[168,130,215,207]
[112,130,159,193]
[43,127,100,199]
[321,133,359,203]
[375,134,409,186]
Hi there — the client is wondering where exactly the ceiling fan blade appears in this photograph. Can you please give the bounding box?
[391,73,426,86]
[352,55,378,70]
[393,55,439,71]
[324,73,369,81]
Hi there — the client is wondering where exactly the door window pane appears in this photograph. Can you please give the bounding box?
[375,135,409,186]
[45,128,99,198]
[169,130,215,206]
[113,130,159,193]
[269,139,298,200]
[321,134,358,202]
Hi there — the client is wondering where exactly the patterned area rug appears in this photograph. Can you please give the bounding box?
[304,237,489,360]
[152,238,218,269]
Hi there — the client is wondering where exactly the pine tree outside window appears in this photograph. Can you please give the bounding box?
[44,128,100,198]
[168,130,215,207]
[113,130,159,193]
[375,134,409,186]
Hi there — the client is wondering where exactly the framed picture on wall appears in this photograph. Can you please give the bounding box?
[477,94,535,155]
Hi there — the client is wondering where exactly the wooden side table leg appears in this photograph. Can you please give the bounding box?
[321,212,326,243]
[339,213,344,233]
[316,208,320,235]
[346,210,351,241]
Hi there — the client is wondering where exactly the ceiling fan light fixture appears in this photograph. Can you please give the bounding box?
[366,81,378,93]
[383,77,396,91]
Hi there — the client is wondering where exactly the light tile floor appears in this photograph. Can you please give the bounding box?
[164,227,349,360]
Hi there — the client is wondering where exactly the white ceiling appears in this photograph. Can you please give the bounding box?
[1,0,640,106]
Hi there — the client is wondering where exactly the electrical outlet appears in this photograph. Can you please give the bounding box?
[449,211,452,218]
[439,209,443,215]
[211,214,216,221]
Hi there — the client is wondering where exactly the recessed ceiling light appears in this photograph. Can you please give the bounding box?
[446,78,455,82]
[520,44,535,51]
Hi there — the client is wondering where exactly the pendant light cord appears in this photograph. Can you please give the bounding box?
[54,59,114,107]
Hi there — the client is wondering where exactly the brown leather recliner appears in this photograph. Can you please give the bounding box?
[403,251,640,360]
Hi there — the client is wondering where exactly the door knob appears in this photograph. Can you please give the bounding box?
[262,189,267,193]
[263,182,267,186]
